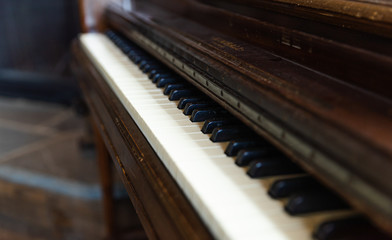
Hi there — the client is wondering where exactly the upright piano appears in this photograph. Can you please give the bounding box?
[72,0,392,239]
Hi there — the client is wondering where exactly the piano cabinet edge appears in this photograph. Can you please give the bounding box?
[71,41,214,240]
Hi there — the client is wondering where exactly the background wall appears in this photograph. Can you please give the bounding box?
[0,0,80,75]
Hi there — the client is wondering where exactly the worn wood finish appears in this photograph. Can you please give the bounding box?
[72,41,214,240]
[105,2,392,235]
[199,0,392,37]
[196,0,392,99]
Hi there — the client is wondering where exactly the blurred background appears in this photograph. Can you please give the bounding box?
[0,0,140,239]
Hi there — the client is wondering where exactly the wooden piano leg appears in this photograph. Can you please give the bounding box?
[92,121,115,239]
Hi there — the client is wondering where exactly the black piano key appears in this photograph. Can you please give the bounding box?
[106,30,115,38]
[139,60,156,70]
[163,83,189,95]
[114,39,124,46]
[169,89,196,101]
[140,62,159,69]
[113,41,122,47]
[235,147,276,166]
[127,49,145,56]
[132,55,147,62]
[141,64,163,73]
[124,48,136,55]
[118,41,129,49]
[130,55,143,64]
[268,176,321,199]
[141,64,162,73]
[120,45,132,54]
[111,37,122,45]
[106,33,146,59]
[137,59,148,67]
[190,108,228,122]
[314,216,392,240]
[152,73,175,83]
[177,97,205,109]
[201,118,238,134]
[128,52,145,62]
[224,138,269,156]
[210,126,250,142]
[148,69,164,79]
[285,190,349,215]
[121,42,135,51]
[131,55,147,65]
[246,156,303,178]
[156,77,182,88]
[183,102,213,115]
[108,31,118,39]
[112,39,119,45]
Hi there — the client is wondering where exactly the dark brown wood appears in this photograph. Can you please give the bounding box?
[195,0,392,99]
[104,2,392,235]
[92,120,115,239]
[78,0,122,32]
[93,124,145,240]
[198,0,392,38]
[72,41,214,240]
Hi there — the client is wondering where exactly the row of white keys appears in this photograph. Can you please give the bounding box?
[80,33,353,240]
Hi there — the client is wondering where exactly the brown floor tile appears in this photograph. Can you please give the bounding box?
[0,127,45,158]
[2,131,98,184]
[0,98,64,126]
[0,97,141,239]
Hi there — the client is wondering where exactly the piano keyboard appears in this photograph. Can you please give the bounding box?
[79,32,388,240]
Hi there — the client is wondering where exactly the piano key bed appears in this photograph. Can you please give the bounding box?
[78,31,391,240]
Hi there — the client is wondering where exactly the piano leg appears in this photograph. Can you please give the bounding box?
[91,114,147,240]
[93,120,115,239]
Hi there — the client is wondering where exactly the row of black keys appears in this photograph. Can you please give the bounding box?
[106,30,391,240]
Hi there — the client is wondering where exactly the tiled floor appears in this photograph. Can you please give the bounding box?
[0,97,97,182]
[0,97,136,240]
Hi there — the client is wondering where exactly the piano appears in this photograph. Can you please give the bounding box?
[72,0,392,239]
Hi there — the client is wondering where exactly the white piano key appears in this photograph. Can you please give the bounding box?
[79,33,354,240]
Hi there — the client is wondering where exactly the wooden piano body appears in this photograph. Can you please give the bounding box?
[72,0,392,239]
